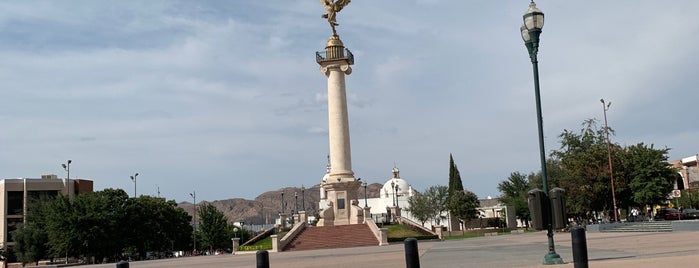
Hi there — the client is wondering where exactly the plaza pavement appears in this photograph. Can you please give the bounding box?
[83,230,699,268]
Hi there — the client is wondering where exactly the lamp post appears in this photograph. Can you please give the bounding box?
[61,160,72,199]
[301,186,306,211]
[281,192,285,214]
[394,184,401,208]
[294,191,298,214]
[391,181,396,206]
[190,191,197,254]
[130,173,139,197]
[601,98,619,222]
[520,1,563,265]
[61,159,71,264]
[362,181,368,208]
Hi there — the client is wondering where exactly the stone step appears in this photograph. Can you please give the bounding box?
[284,224,378,251]
[601,222,673,232]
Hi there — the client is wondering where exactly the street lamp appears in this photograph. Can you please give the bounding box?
[601,99,619,222]
[390,181,396,207]
[294,191,298,214]
[281,192,285,214]
[520,1,564,265]
[61,159,71,264]
[362,181,368,208]
[61,160,72,199]
[190,191,197,254]
[301,186,306,211]
[130,173,139,197]
[394,183,400,208]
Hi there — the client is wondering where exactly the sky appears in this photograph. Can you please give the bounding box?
[1,1,698,203]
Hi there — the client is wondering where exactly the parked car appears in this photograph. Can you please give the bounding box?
[682,208,699,220]
[654,208,683,220]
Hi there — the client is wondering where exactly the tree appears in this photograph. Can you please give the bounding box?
[622,143,676,207]
[424,186,449,225]
[197,203,232,251]
[19,188,192,263]
[550,119,625,218]
[71,188,129,262]
[497,172,531,226]
[406,193,432,226]
[405,185,449,226]
[124,195,193,259]
[12,223,48,266]
[447,190,480,222]
[446,154,479,224]
[448,154,464,193]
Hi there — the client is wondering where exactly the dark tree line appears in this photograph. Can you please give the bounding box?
[10,189,193,265]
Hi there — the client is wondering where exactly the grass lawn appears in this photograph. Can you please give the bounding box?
[238,231,288,251]
[386,224,425,239]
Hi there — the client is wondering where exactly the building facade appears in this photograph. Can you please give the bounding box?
[670,154,699,190]
[0,175,93,248]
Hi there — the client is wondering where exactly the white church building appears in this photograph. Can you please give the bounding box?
[318,164,517,231]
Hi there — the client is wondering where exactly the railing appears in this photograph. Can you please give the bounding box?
[315,48,354,65]
[365,218,389,245]
[278,221,306,251]
[398,216,437,235]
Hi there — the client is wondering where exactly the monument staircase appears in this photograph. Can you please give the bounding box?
[283,224,378,251]
[599,221,673,232]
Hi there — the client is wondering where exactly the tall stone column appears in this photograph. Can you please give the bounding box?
[316,35,361,226]
[320,35,355,182]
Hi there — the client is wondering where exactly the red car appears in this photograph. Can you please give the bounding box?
[654,208,683,220]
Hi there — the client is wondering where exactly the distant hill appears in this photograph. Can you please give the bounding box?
[178,183,384,225]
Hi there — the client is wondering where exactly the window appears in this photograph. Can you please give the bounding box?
[6,218,23,242]
[7,191,23,215]
[337,198,345,209]
[28,190,58,202]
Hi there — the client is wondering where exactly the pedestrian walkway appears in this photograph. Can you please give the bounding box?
[84,229,699,268]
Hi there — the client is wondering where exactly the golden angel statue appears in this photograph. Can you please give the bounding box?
[321,0,351,36]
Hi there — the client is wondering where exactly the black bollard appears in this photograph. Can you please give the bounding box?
[115,261,129,268]
[256,250,270,268]
[571,225,588,268]
[405,237,420,268]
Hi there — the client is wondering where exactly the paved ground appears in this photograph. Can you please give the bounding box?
[84,230,699,268]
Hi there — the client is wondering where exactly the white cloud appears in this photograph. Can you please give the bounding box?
[1,1,698,202]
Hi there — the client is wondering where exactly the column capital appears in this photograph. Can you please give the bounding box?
[320,63,352,76]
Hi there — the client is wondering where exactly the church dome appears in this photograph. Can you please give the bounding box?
[380,167,412,198]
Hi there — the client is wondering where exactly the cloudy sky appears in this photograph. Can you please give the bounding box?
[1,1,697,203]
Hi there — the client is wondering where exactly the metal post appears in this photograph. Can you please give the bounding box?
[302,186,306,211]
[571,225,588,268]
[130,173,139,197]
[404,238,420,268]
[61,159,72,264]
[281,192,285,214]
[601,99,618,222]
[256,250,270,268]
[363,182,368,208]
[522,2,563,263]
[391,181,396,206]
[190,191,197,254]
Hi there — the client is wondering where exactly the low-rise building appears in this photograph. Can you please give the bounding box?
[0,175,93,248]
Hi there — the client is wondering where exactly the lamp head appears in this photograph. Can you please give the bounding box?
[135,173,139,177]
[67,160,72,164]
[62,164,67,169]
[520,25,530,42]
[523,1,544,31]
